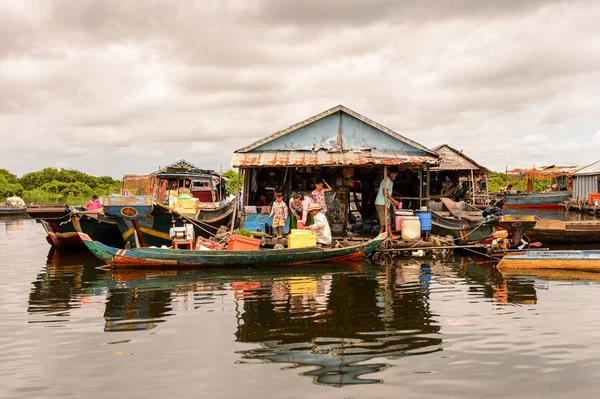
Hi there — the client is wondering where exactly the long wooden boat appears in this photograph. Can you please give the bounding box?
[102,196,234,248]
[26,204,125,249]
[429,211,495,243]
[497,250,600,271]
[78,232,386,268]
[525,218,600,244]
[0,206,26,215]
[502,191,571,209]
[429,199,537,244]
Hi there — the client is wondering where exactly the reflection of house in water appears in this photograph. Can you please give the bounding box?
[234,269,442,387]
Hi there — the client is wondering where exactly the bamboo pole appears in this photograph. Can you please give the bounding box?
[471,169,476,205]
[383,166,388,235]
[230,169,242,233]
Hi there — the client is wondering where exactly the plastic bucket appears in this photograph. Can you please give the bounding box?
[401,216,421,240]
[394,215,403,231]
[415,210,432,232]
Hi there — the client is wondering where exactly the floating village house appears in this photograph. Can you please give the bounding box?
[231,105,439,233]
[571,160,600,205]
[429,144,491,205]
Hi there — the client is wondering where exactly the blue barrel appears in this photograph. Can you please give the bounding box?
[415,210,432,232]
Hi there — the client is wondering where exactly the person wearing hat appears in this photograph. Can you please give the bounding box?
[304,203,332,245]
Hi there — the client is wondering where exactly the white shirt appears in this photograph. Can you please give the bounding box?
[309,212,332,245]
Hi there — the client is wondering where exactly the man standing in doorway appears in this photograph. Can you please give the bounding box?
[375,166,400,239]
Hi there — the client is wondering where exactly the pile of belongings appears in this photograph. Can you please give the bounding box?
[5,196,26,208]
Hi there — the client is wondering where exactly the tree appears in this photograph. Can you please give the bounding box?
[222,169,243,196]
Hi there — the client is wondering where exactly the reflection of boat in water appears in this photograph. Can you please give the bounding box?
[499,268,600,281]
[28,248,104,316]
[79,232,385,268]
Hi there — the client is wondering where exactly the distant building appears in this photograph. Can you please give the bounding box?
[571,160,600,203]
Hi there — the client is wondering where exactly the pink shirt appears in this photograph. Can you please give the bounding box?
[312,188,327,213]
[86,199,102,211]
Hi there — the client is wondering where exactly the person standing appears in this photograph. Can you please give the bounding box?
[269,192,288,239]
[305,203,332,245]
[375,167,400,239]
[312,179,332,214]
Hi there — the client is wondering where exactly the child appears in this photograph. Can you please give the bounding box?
[311,179,332,215]
[269,192,288,239]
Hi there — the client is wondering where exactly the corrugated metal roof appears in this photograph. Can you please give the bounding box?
[232,150,438,168]
[430,144,491,173]
[573,160,600,176]
[235,105,439,158]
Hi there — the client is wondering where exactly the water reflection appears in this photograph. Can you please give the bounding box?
[28,249,104,320]
[234,261,442,386]
[458,255,538,304]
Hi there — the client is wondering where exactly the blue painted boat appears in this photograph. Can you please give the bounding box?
[0,206,26,215]
[502,191,571,209]
[498,250,600,270]
[78,232,386,269]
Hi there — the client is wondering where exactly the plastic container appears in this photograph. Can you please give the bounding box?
[414,210,432,232]
[243,221,266,232]
[588,193,600,206]
[227,234,261,251]
[394,202,403,232]
[401,216,421,240]
[288,229,317,249]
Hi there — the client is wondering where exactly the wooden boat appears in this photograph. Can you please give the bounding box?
[525,218,600,244]
[109,160,235,248]
[0,206,26,215]
[0,196,27,215]
[429,199,496,243]
[78,232,386,268]
[429,199,537,244]
[102,195,234,248]
[26,204,125,249]
[498,250,600,271]
[502,191,571,209]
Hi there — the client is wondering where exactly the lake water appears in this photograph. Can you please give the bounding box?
[2,215,600,398]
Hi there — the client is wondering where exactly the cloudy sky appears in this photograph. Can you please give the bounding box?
[2,0,600,178]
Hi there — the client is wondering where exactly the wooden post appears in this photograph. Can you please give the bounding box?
[418,167,423,209]
[230,169,242,233]
[471,169,476,205]
[425,164,430,208]
[383,166,388,234]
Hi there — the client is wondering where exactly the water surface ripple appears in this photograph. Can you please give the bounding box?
[2,216,600,398]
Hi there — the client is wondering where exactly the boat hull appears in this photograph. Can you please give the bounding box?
[0,207,26,215]
[105,199,235,248]
[27,205,124,249]
[498,250,600,271]
[79,232,385,268]
[430,211,495,243]
[503,192,571,209]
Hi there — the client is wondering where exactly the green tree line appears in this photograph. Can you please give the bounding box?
[0,167,121,201]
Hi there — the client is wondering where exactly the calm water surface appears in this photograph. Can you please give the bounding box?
[2,215,600,398]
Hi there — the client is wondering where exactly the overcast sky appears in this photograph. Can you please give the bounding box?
[2,0,600,178]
